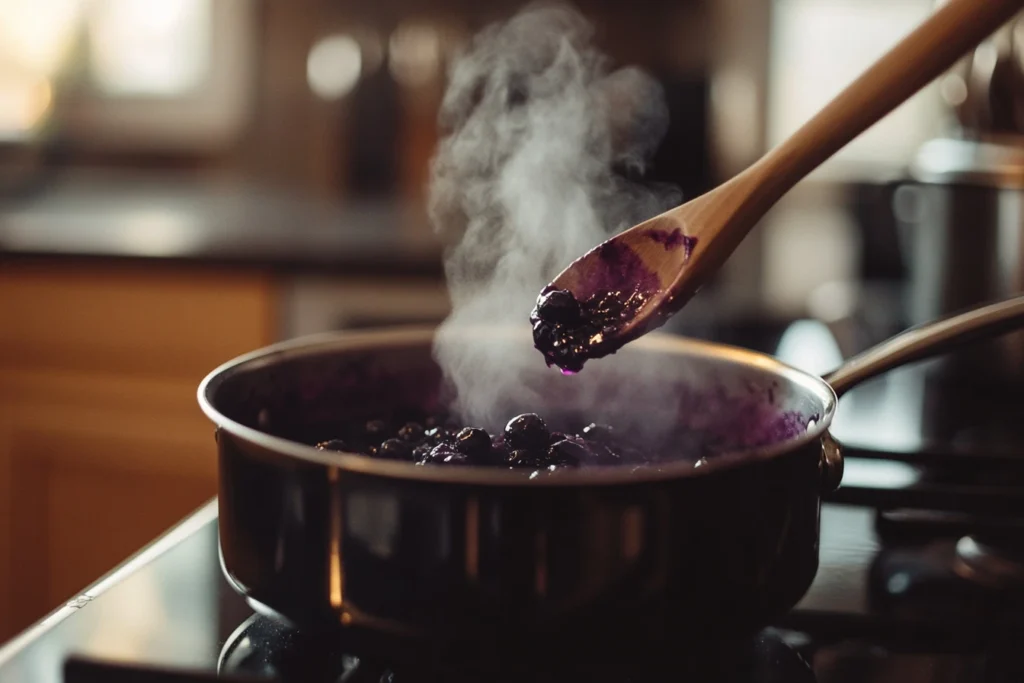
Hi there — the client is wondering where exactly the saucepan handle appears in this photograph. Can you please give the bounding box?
[822,294,1024,399]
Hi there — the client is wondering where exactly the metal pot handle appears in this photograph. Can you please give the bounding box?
[823,294,1024,398]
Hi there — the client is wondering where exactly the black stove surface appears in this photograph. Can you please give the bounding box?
[0,499,1020,683]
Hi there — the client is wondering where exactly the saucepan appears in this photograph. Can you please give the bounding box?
[198,294,1024,662]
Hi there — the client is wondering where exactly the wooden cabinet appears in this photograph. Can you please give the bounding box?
[0,261,276,641]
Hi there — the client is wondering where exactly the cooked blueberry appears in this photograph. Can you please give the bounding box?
[504,413,549,451]
[694,457,708,468]
[427,444,460,464]
[398,422,425,442]
[508,449,542,469]
[315,439,349,451]
[581,423,615,443]
[456,428,491,458]
[365,420,390,439]
[412,443,433,461]
[548,439,588,466]
[532,320,556,349]
[536,289,580,324]
[378,438,414,461]
[443,453,470,466]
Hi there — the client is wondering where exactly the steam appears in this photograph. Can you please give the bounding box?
[428,1,681,428]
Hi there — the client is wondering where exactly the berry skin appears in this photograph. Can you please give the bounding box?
[378,438,414,461]
[427,444,460,465]
[443,453,470,466]
[455,428,492,459]
[548,439,589,466]
[535,289,581,324]
[532,320,556,348]
[397,422,425,442]
[504,414,550,451]
[507,449,544,469]
[315,439,350,452]
[581,423,615,443]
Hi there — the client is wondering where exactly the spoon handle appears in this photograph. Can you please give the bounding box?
[755,0,1023,199]
[824,294,1024,398]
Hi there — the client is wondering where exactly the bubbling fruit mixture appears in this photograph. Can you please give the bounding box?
[316,412,708,475]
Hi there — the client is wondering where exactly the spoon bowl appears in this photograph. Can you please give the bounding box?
[534,0,1024,373]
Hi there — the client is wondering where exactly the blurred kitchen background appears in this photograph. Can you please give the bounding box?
[0,0,1020,644]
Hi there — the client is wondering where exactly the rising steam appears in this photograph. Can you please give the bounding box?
[428,1,681,428]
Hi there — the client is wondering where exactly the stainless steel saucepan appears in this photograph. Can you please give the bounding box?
[198,294,1024,662]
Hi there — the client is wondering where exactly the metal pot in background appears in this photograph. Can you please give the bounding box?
[893,136,1024,387]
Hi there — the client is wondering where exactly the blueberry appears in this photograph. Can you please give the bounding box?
[443,453,470,466]
[532,320,556,349]
[455,427,491,458]
[548,439,588,466]
[504,413,550,451]
[427,444,460,464]
[378,438,414,461]
[581,423,615,443]
[508,449,542,469]
[412,443,433,462]
[398,422,425,442]
[535,289,580,324]
[315,439,350,452]
[365,420,390,439]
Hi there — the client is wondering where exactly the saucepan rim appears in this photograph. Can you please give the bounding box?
[197,325,837,486]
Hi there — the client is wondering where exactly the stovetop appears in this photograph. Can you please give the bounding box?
[3,302,1024,683]
[0,495,1020,683]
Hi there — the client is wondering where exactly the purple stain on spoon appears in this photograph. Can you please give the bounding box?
[645,228,698,261]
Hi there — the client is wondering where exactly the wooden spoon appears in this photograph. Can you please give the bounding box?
[533,0,1024,374]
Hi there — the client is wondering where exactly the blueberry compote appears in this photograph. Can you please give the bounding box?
[315,412,704,475]
[530,285,655,374]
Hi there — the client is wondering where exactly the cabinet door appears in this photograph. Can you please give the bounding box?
[0,263,276,640]
[0,369,219,638]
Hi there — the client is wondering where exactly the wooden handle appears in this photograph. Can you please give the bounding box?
[756,0,1023,200]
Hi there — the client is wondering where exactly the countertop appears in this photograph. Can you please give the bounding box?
[0,176,445,276]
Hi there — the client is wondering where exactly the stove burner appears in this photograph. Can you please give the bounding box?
[218,614,817,683]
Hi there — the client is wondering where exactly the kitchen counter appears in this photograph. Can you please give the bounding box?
[0,177,445,276]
